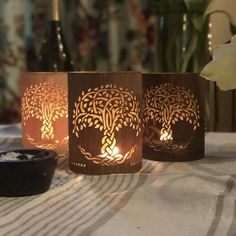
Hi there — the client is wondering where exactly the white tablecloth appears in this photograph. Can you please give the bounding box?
[0,124,236,236]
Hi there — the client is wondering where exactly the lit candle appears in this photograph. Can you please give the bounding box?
[68,72,142,174]
[160,132,173,141]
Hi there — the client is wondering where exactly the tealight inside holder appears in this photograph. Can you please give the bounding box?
[21,72,68,154]
[68,72,142,175]
[143,73,204,162]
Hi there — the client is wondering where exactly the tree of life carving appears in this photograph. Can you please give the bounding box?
[22,82,68,149]
[73,84,141,166]
[143,83,200,152]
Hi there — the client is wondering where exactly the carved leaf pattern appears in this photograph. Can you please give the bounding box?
[72,83,141,137]
[21,82,68,125]
[143,83,201,147]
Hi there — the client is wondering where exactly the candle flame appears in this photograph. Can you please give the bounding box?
[99,146,122,158]
[112,146,119,155]
[160,132,173,141]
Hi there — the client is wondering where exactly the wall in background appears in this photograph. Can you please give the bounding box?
[0,0,235,125]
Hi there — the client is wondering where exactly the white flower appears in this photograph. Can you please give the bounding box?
[200,34,236,91]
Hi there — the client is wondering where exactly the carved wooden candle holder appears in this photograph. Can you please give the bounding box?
[21,72,68,154]
[143,73,204,162]
[68,72,142,175]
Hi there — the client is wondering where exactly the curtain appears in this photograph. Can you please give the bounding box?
[0,0,155,123]
[0,0,26,123]
[0,0,235,131]
[63,0,155,71]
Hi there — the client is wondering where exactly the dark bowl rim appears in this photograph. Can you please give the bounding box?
[0,149,58,163]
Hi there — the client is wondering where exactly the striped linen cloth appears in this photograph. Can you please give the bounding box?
[0,125,236,236]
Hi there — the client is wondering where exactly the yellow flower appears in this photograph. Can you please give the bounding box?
[200,35,236,91]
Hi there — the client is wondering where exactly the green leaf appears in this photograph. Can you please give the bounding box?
[184,0,213,13]
[191,14,206,32]
[180,31,198,72]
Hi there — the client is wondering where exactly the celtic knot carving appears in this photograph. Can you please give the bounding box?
[73,84,141,166]
[143,83,200,152]
[22,82,68,149]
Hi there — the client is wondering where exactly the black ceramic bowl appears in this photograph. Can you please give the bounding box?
[0,149,58,197]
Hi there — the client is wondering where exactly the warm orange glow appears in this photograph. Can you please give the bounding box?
[143,83,200,152]
[22,82,68,150]
[112,146,119,156]
[160,132,173,141]
[73,84,141,166]
[99,146,121,158]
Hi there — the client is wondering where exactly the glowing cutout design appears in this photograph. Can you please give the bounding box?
[72,84,141,166]
[22,82,68,149]
[143,83,200,152]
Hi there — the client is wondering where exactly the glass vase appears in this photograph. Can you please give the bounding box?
[156,12,211,73]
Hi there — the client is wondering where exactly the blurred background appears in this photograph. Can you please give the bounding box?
[0,0,235,129]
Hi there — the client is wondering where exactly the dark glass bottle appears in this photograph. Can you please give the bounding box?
[37,0,73,71]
